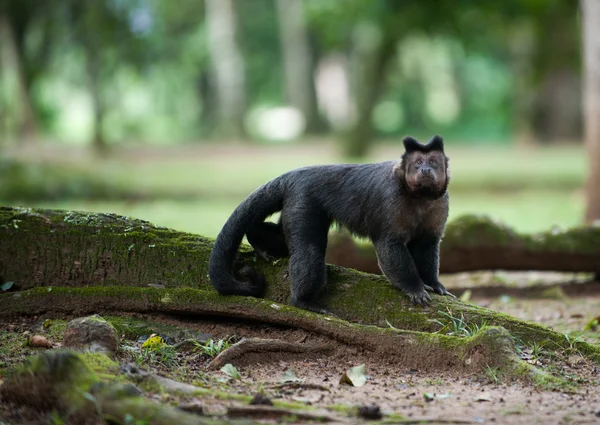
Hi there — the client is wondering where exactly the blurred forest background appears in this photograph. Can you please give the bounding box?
[0,0,598,237]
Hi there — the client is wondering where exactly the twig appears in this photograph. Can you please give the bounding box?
[381,418,475,424]
[208,337,333,369]
[271,382,332,392]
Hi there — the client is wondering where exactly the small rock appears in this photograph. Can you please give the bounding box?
[595,409,600,417]
[63,315,118,357]
[474,392,492,402]
[358,404,383,420]
[250,393,273,406]
[28,335,52,348]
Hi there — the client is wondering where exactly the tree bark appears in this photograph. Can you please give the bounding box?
[582,0,600,222]
[0,13,38,143]
[275,0,322,134]
[2,206,600,364]
[327,215,600,275]
[204,0,246,139]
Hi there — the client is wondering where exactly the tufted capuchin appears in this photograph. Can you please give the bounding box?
[208,135,454,313]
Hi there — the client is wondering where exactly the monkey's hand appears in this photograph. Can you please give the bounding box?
[406,288,431,306]
[424,281,456,298]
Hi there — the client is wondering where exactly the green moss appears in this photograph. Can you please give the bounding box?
[105,315,185,340]
[81,352,120,381]
[511,361,576,392]
[43,319,68,340]
[442,213,600,254]
[4,284,600,365]
[444,214,521,247]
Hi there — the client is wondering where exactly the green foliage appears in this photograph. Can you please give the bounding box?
[0,159,115,201]
[484,365,504,385]
[137,343,178,370]
[433,309,489,338]
[193,338,232,358]
[220,363,242,380]
[1,0,582,145]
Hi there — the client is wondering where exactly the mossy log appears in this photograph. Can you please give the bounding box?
[327,215,600,275]
[1,206,599,364]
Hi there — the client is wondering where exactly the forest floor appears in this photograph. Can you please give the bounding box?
[2,272,600,425]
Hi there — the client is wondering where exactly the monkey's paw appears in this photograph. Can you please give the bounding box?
[425,281,456,298]
[407,289,431,306]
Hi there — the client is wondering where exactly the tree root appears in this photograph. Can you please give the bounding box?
[208,338,333,369]
[271,382,332,392]
[2,285,599,365]
[326,214,600,274]
[2,285,596,384]
[226,405,338,422]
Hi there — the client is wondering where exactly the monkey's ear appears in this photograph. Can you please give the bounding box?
[402,136,422,153]
[426,135,444,152]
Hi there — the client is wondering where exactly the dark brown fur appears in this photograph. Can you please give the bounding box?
[209,135,454,313]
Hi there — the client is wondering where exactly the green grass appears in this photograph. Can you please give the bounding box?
[21,187,583,237]
[1,144,588,236]
[94,144,586,196]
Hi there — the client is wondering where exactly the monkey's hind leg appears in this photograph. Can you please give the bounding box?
[246,221,289,261]
[283,209,332,315]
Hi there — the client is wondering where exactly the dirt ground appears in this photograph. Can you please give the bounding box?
[2,273,600,425]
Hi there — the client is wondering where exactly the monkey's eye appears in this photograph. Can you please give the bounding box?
[428,159,436,165]
[415,159,423,166]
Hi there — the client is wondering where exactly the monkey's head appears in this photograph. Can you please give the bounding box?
[395,135,449,199]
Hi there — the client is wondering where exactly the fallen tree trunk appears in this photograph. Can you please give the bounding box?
[0,206,599,363]
[326,215,600,275]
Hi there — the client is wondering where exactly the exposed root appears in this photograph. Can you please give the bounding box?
[208,338,333,369]
[2,285,600,372]
[271,382,332,392]
[387,418,476,424]
[226,405,338,422]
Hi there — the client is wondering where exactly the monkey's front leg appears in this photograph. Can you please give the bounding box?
[374,237,431,305]
[408,236,455,298]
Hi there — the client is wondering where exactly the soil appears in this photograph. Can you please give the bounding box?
[2,277,600,425]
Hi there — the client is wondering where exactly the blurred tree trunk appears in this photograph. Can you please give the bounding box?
[535,70,581,143]
[342,30,397,158]
[0,13,38,144]
[582,0,600,222]
[86,52,106,154]
[275,0,322,134]
[204,0,246,140]
[508,22,536,147]
[531,2,581,144]
[77,0,107,154]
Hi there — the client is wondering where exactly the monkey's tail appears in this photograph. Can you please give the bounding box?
[208,180,284,297]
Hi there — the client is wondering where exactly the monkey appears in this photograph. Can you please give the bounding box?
[208,135,455,313]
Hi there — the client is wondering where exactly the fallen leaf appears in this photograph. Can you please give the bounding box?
[423,392,435,402]
[221,363,242,380]
[141,334,166,349]
[339,364,367,387]
[0,281,14,291]
[474,392,492,402]
[280,369,303,384]
[29,335,52,348]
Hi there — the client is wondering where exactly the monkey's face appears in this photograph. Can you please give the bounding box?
[400,151,449,199]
